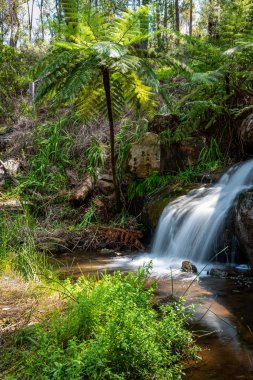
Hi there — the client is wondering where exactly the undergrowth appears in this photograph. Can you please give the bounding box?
[5,264,198,380]
[19,118,72,194]
[0,208,52,281]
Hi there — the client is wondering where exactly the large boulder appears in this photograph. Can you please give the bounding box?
[160,137,206,173]
[179,137,206,166]
[127,132,206,178]
[127,132,160,178]
[239,112,253,151]
[235,190,253,266]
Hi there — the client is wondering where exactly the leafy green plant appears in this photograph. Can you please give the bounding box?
[76,206,98,228]
[20,118,72,193]
[0,208,51,280]
[8,264,198,380]
[128,171,173,200]
[85,136,107,181]
[198,137,223,170]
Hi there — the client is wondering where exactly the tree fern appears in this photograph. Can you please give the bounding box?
[220,0,253,46]
[34,3,191,207]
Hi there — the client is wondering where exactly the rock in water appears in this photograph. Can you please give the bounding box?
[209,268,228,278]
[181,260,197,273]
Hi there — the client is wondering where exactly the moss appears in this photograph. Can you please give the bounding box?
[146,184,200,229]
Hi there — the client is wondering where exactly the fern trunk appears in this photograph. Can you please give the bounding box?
[102,67,121,210]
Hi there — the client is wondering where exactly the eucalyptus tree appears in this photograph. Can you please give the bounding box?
[33,3,171,207]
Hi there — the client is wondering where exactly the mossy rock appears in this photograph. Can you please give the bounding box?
[144,183,201,229]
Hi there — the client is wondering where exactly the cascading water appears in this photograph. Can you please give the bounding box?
[151,159,253,265]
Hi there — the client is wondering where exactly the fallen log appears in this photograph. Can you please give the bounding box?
[35,226,144,253]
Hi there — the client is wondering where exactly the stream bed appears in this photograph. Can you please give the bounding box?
[52,253,253,380]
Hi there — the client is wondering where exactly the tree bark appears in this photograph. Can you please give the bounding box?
[27,0,35,43]
[175,0,180,33]
[189,0,193,36]
[102,67,121,210]
[9,0,20,47]
[39,0,45,40]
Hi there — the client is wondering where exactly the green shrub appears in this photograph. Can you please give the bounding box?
[13,265,198,379]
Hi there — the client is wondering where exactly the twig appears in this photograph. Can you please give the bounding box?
[183,246,228,297]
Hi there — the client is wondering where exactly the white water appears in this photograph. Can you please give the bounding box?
[150,160,253,265]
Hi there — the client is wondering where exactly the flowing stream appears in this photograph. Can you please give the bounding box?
[151,159,253,265]
[52,160,253,379]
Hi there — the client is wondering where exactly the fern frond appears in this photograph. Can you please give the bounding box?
[76,82,104,121]
[109,6,150,46]
[191,70,223,86]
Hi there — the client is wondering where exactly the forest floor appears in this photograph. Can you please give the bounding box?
[0,275,64,378]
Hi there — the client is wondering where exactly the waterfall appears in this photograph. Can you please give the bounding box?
[151,160,253,264]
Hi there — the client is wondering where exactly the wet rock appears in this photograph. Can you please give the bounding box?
[143,183,199,229]
[127,132,160,178]
[235,190,253,266]
[209,268,228,278]
[201,167,229,184]
[181,260,197,273]
[238,112,253,151]
[100,248,115,255]
[70,175,93,203]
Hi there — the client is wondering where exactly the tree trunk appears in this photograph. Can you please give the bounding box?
[225,73,230,96]
[175,0,180,32]
[189,0,193,36]
[27,0,35,43]
[9,0,20,47]
[39,0,45,40]
[163,0,168,48]
[102,67,121,210]
[156,0,162,50]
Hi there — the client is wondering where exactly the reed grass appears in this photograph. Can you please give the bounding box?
[0,207,52,281]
